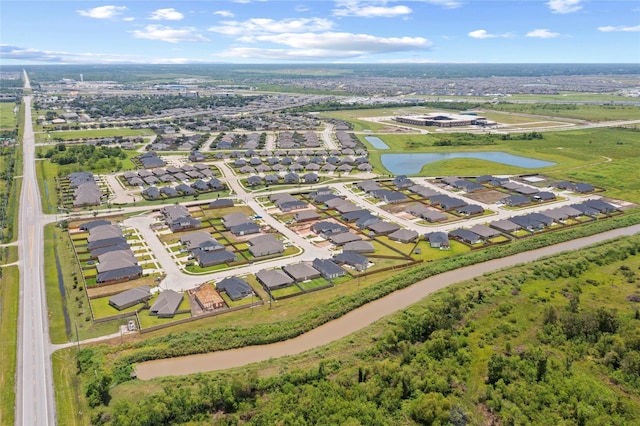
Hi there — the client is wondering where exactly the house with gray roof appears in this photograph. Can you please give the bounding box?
[150,290,183,318]
[490,219,521,233]
[430,195,467,210]
[247,175,263,186]
[500,194,530,207]
[542,206,583,222]
[367,221,400,235]
[223,212,249,228]
[283,263,321,282]
[333,252,368,271]
[204,199,232,211]
[388,229,419,243]
[193,248,236,267]
[312,258,346,280]
[584,199,617,214]
[426,232,450,249]
[330,232,362,246]
[468,224,500,240]
[456,204,484,216]
[97,265,143,284]
[256,269,294,291]
[143,186,161,199]
[342,209,371,222]
[248,234,284,257]
[311,221,348,237]
[97,250,137,273]
[181,231,223,251]
[230,222,260,236]
[79,220,111,231]
[160,186,179,197]
[449,229,482,245]
[335,202,361,214]
[294,210,321,222]
[109,285,151,310]
[343,240,375,253]
[216,277,254,301]
[87,236,128,252]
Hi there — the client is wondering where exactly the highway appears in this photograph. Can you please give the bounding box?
[16,74,57,424]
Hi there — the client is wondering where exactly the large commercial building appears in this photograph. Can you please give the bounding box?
[394,112,496,128]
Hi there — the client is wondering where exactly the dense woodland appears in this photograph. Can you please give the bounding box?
[73,232,640,425]
[43,144,128,173]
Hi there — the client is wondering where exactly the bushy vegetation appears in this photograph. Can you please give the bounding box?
[79,234,640,425]
[43,144,127,172]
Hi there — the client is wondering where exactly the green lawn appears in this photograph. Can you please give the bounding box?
[297,277,332,291]
[90,297,140,320]
[271,285,303,299]
[52,349,87,426]
[39,127,154,142]
[0,265,19,426]
[0,103,18,130]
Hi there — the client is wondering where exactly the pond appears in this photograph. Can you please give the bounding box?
[381,152,556,175]
[364,136,390,150]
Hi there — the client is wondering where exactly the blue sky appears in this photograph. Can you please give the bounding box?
[1,1,639,64]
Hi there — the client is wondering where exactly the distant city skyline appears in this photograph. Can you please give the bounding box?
[1,0,639,65]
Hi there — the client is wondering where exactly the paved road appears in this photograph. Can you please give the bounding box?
[16,93,57,425]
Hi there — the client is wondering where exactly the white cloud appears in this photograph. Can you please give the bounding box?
[419,0,463,8]
[468,29,512,39]
[149,8,184,21]
[131,25,209,43]
[333,1,413,18]
[0,44,209,64]
[526,28,560,38]
[468,29,496,39]
[210,17,334,36]
[77,5,127,19]
[217,31,431,60]
[246,32,429,52]
[123,17,135,22]
[547,0,582,14]
[213,10,235,18]
[598,24,640,32]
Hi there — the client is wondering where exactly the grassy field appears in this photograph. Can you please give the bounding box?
[490,102,640,121]
[0,103,18,130]
[52,349,89,426]
[37,127,154,142]
[0,265,18,426]
[354,127,640,204]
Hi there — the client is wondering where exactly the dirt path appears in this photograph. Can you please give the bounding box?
[135,224,640,380]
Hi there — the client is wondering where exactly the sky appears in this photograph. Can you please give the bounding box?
[1,0,639,64]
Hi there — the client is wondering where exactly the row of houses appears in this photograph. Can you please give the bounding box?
[277,131,320,149]
[224,148,367,159]
[68,172,102,207]
[79,219,142,284]
[124,163,215,187]
[142,178,225,200]
[256,257,349,292]
[246,172,320,187]
[221,212,261,236]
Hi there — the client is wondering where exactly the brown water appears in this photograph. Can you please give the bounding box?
[136,225,640,380]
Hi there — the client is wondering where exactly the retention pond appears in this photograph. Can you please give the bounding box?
[381,152,556,174]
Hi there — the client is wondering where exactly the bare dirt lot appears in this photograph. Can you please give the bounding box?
[466,189,508,204]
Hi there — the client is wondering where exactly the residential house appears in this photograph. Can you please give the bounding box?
[426,232,450,249]
[449,229,482,245]
[329,232,362,246]
[312,258,346,280]
[149,290,183,318]
[108,285,151,310]
[256,269,294,291]
[388,229,419,243]
[490,219,521,233]
[343,240,375,253]
[247,234,284,257]
[216,277,254,301]
[294,210,321,222]
[283,263,321,282]
[333,252,368,271]
[193,284,225,310]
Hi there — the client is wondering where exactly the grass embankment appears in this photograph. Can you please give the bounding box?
[0,265,19,426]
[44,224,120,344]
